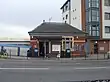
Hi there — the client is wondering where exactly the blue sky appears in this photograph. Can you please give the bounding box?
[0,0,66,39]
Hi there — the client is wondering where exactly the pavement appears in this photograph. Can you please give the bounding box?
[7,55,30,60]
[0,58,110,82]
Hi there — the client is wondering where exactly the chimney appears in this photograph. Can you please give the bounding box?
[43,20,45,23]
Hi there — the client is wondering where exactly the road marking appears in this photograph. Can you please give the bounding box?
[74,67,110,70]
[0,68,49,70]
[75,63,81,64]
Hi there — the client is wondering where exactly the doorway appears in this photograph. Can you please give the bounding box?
[39,42,49,57]
[94,43,98,54]
[39,42,44,57]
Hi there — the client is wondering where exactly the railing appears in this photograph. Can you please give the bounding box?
[71,51,110,60]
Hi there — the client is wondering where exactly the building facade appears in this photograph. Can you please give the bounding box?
[61,0,82,30]
[61,0,110,54]
[28,22,86,57]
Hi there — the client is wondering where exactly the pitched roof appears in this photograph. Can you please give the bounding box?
[28,22,86,33]
[60,0,70,9]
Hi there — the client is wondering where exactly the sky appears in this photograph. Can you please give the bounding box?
[0,0,66,39]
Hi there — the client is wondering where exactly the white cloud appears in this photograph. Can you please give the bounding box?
[0,0,66,41]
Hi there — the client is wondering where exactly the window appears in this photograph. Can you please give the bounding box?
[89,0,99,8]
[89,11,91,22]
[88,25,100,36]
[91,0,99,7]
[90,30,99,36]
[62,2,70,13]
[62,38,73,50]
[63,8,64,13]
[105,0,110,6]
[88,10,99,22]
[74,44,79,51]
[63,17,64,20]
[105,26,110,33]
[73,17,76,20]
[89,30,92,35]
[63,41,65,50]
[66,42,70,49]
[92,10,99,16]
[73,9,76,12]
[92,10,99,21]
[65,5,68,11]
[97,31,99,36]
[92,16,99,21]
[105,12,110,20]
[66,14,68,19]
[92,31,97,36]
[92,26,97,30]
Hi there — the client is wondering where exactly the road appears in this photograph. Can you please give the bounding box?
[0,58,110,82]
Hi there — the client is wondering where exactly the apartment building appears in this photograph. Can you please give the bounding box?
[61,0,82,30]
[61,0,110,54]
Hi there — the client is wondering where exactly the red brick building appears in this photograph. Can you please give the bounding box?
[28,22,87,57]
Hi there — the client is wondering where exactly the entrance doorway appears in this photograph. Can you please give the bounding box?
[46,42,49,54]
[39,42,44,57]
[39,42,49,57]
[94,43,98,54]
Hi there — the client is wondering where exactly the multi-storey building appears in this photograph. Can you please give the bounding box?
[61,0,110,54]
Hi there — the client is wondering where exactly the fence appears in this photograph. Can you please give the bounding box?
[0,46,29,57]
[71,51,110,60]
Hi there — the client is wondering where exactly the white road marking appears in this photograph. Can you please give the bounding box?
[75,63,81,64]
[0,68,49,70]
[0,67,110,70]
[74,67,110,70]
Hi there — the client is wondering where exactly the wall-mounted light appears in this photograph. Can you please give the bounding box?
[76,36,78,39]
[104,41,106,43]
[95,41,98,43]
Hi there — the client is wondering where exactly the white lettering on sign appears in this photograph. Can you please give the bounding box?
[52,45,60,51]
